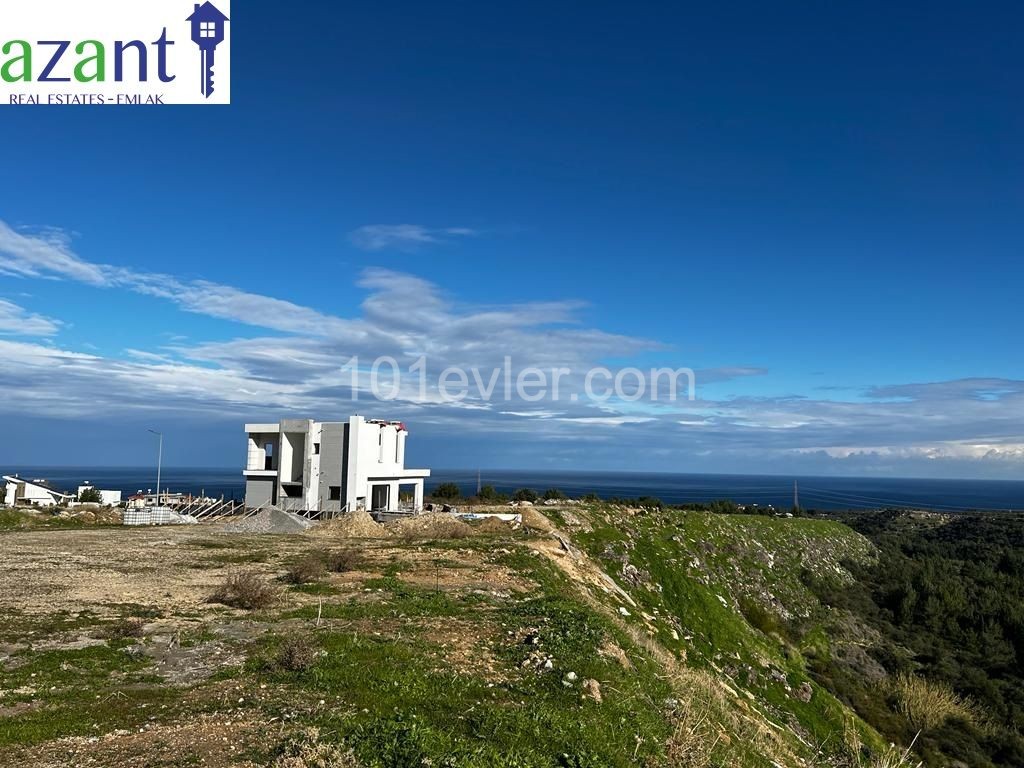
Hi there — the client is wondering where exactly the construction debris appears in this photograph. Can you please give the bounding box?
[222,507,314,535]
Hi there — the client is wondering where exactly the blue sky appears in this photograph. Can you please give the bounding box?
[1,1,1023,477]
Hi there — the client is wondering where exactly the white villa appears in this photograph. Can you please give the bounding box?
[243,415,430,515]
[3,476,75,507]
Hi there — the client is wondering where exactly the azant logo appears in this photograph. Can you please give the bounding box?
[0,0,230,105]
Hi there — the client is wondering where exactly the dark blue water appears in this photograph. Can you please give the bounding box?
[4,466,1024,512]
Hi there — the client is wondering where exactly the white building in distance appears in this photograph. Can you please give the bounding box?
[3,476,75,507]
[243,415,430,515]
[77,484,123,506]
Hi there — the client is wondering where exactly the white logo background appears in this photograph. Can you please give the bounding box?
[2,0,231,105]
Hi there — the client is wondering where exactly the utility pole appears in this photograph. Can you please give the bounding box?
[477,469,482,496]
[793,479,800,512]
[148,429,163,506]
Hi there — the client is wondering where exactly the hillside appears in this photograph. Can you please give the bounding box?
[0,504,918,767]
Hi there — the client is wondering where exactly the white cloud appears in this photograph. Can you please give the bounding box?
[0,221,107,285]
[0,299,60,336]
[348,224,478,252]
[3,218,1024,476]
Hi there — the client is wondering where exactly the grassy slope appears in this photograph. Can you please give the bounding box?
[558,505,884,764]
[0,506,893,767]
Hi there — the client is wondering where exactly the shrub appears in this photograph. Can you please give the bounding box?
[210,570,280,610]
[542,488,566,500]
[285,554,328,585]
[78,487,103,504]
[271,726,359,768]
[513,488,538,502]
[432,482,461,500]
[274,634,320,672]
[106,617,145,640]
[324,549,362,573]
[893,674,977,732]
[739,599,787,638]
[477,485,506,502]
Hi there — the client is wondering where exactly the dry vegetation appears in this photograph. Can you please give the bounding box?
[892,674,978,732]
[209,569,281,609]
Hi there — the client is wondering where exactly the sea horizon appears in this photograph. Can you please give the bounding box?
[6,465,1024,512]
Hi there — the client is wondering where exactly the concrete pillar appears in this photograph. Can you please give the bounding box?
[388,481,400,512]
[413,479,424,511]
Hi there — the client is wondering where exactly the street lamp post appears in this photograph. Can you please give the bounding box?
[148,429,163,506]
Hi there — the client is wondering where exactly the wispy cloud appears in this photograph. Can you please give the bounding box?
[3,218,1024,477]
[348,224,478,252]
[0,221,107,285]
[0,299,61,336]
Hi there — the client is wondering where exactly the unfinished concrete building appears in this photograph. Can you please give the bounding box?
[242,416,430,515]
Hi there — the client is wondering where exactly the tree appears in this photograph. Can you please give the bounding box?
[513,488,538,503]
[542,488,566,500]
[78,487,103,504]
[433,482,461,500]
[477,485,506,502]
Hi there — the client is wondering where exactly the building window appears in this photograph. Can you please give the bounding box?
[314,442,321,455]
[200,21,216,37]
[328,486,341,501]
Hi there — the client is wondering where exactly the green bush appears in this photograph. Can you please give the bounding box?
[432,482,461,500]
[477,485,507,502]
[513,488,538,502]
[78,487,103,504]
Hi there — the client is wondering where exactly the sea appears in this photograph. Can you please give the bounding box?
[4,466,1024,512]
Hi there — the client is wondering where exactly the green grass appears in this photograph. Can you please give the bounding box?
[0,642,178,748]
[0,609,105,645]
[256,542,675,767]
[573,508,882,761]
[0,509,92,531]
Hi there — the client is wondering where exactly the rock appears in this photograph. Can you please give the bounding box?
[621,563,649,586]
[582,678,602,702]
[618,607,631,617]
[795,681,813,702]
[520,508,553,532]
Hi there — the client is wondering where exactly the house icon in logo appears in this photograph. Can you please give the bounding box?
[186,2,229,98]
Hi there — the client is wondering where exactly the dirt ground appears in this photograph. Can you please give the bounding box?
[1,524,530,620]
[0,520,538,767]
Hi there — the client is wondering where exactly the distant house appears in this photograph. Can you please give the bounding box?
[243,416,431,515]
[3,476,75,507]
[76,484,123,506]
